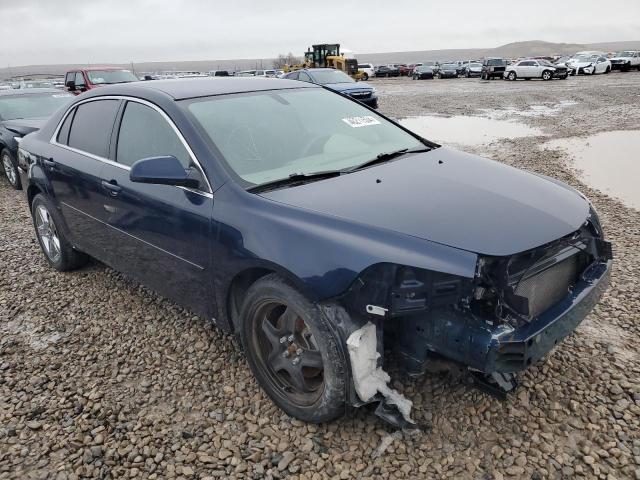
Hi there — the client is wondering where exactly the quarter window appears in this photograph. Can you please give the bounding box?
[116,101,191,168]
[67,99,120,158]
[57,109,75,145]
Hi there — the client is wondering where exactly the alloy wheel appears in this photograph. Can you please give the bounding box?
[2,153,16,186]
[35,204,61,263]
[253,301,324,405]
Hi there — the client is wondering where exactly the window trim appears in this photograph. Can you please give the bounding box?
[50,95,213,196]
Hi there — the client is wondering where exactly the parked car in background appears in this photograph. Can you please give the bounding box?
[207,70,230,77]
[374,65,399,77]
[421,61,440,74]
[436,63,459,78]
[463,62,483,77]
[0,88,73,189]
[357,63,375,80]
[412,65,434,79]
[398,65,415,76]
[64,68,138,94]
[283,68,378,108]
[608,51,640,71]
[567,54,611,75]
[481,58,507,79]
[554,56,575,75]
[236,70,257,77]
[19,78,612,428]
[505,59,569,81]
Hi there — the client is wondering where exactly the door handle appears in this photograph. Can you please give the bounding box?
[101,180,122,196]
[42,158,56,169]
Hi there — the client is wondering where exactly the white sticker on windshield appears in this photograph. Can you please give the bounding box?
[342,116,381,128]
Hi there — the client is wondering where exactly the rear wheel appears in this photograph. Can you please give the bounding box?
[239,274,347,423]
[31,194,88,271]
[2,148,21,190]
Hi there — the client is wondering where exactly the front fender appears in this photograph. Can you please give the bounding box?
[212,184,478,302]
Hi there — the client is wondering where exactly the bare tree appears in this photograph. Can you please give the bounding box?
[273,52,302,69]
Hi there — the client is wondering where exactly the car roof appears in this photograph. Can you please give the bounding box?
[0,88,65,97]
[80,77,318,100]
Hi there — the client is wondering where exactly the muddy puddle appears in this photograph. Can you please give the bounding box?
[545,130,640,209]
[481,101,578,118]
[399,115,543,146]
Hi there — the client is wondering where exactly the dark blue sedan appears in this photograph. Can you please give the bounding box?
[19,78,611,427]
[283,68,378,108]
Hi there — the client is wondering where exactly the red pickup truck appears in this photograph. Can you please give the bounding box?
[64,67,139,94]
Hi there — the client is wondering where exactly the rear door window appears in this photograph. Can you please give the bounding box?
[116,101,191,168]
[67,99,120,158]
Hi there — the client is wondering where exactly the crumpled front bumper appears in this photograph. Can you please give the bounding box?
[486,259,611,373]
[396,258,612,375]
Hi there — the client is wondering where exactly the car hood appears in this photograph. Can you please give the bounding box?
[609,56,630,61]
[1,117,46,136]
[260,148,589,257]
[324,82,373,93]
[568,60,593,67]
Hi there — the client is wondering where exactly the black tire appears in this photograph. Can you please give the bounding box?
[239,274,347,423]
[560,74,568,80]
[605,66,611,74]
[31,194,88,271]
[507,71,517,81]
[542,70,552,81]
[2,148,21,190]
[362,73,369,81]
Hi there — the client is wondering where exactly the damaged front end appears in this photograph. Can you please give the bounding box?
[330,216,612,428]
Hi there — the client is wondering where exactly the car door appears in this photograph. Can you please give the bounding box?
[97,99,215,318]
[48,98,121,259]
[530,61,543,78]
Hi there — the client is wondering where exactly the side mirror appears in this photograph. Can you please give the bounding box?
[65,80,76,91]
[130,155,200,189]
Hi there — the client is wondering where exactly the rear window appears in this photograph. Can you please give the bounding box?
[67,99,120,158]
[486,59,506,66]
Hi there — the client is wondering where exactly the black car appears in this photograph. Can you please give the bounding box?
[463,62,483,77]
[481,58,507,80]
[18,78,612,428]
[437,63,459,78]
[282,68,378,108]
[412,65,434,80]
[374,66,400,77]
[0,88,73,189]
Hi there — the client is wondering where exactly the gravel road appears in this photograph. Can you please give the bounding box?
[1,73,639,479]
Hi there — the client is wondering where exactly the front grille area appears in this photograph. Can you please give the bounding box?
[349,91,372,99]
[515,254,579,318]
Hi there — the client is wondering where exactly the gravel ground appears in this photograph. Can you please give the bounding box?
[1,73,640,480]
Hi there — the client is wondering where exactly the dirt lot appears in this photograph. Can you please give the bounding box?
[1,73,640,479]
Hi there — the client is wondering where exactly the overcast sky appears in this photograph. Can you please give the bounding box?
[2,0,639,66]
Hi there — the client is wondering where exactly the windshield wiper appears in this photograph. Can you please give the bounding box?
[248,170,343,193]
[345,146,431,173]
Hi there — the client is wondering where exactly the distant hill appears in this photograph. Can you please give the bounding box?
[2,40,638,79]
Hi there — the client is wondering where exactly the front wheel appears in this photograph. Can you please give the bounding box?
[605,66,611,74]
[31,194,88,271]
[362,73,369,81]
[239,274,347,423]
[507,71,517,81]
[2,148,21,190]
[542,70,552,81]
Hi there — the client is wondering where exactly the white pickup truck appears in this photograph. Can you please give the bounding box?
[608,51,640,71]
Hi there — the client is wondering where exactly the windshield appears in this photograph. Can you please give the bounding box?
[486,59,506,66]
[615,51,634,57]
[574,55,593,62]
[186,88,423,186]
[417,66,432,72]
[0,92,73,121]
[539,60,554,66]
[469,63,482,68]
[442,64,456,69]
[86,70,138,84]
[310,70,354,84]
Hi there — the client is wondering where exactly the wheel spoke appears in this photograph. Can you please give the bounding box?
[267,349,289,373]
[279,307,298,332]
[299,349,323,369]
[261,317,283,350]
[50,236,61,259]
[286,365,309,392]
[37,207,48,228]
